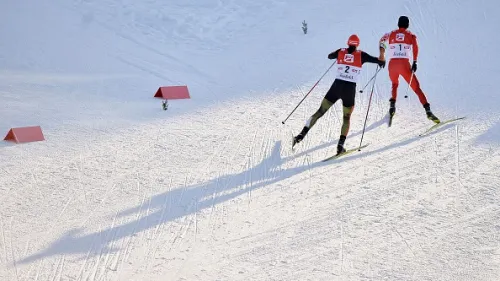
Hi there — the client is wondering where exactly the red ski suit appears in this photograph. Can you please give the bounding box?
[380,28,428,105]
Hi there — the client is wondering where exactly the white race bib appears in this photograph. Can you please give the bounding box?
[336,64,362,83]
[388,43,412,59]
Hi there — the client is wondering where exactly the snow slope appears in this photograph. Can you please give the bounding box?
[1,0,499,280]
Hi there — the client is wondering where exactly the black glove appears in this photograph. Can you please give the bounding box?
[411,61,417,72]
[328,52,335,60]
[378,60,386,68]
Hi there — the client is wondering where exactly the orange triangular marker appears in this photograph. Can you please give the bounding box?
[154,86,190,99]
[4,129,16,142]
[3,126,45,143]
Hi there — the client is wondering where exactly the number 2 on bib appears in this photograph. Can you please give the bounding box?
[336,64,362,83]
[335,50,363,83]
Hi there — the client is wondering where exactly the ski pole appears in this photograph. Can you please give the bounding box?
[404,72,414,98]
[282,61,336,124]
[359,67,383,93]
[358,66,380,150]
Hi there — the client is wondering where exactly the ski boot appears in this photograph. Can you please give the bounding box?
[337,144,346,155]
[389,98,396,117]
[423,103,440,124]
[292,127,309,148]
[336,135,347,155]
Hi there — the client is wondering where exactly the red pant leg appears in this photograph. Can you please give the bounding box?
[388,61,401,100]
[397,61,429,105]
[402,72,428,105]
[389,60,429,105]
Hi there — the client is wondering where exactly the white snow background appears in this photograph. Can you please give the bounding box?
[1,0,499,280]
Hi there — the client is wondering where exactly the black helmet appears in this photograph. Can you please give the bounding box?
[398,16,409,28]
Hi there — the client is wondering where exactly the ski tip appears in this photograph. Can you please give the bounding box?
[418,117,466,137]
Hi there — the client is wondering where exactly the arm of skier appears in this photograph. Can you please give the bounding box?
[379,32,389,60]
[362,52,385,68]
[411,34,419,72]
[328,49,340,60]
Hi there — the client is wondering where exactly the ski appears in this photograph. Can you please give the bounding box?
[322,144,369,162]
[419,117,466,137]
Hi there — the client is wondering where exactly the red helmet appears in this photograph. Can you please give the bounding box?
[347,34,360,47]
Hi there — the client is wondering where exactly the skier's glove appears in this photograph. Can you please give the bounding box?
[411,61,417,73]
[328,52,336,60]
[377,60,386,68]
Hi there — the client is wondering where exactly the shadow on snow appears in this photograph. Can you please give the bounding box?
[19,114,456,264]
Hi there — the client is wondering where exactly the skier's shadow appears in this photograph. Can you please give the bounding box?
[18,140,310,264]
[19,119,453,264]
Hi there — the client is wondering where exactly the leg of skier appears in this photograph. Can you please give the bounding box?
[293,81,341,148]
[337,105,354,154]
[401,64,440,123]
[388,60,402,116]
[293,98,335,147]
[336,84,357,154]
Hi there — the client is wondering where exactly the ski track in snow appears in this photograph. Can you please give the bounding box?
[1,0,500,280]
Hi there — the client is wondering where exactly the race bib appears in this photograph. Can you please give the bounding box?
[336,64,362,83]
[389,43,411,59]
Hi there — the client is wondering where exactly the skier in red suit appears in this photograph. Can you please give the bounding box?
[379,16,440,123]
